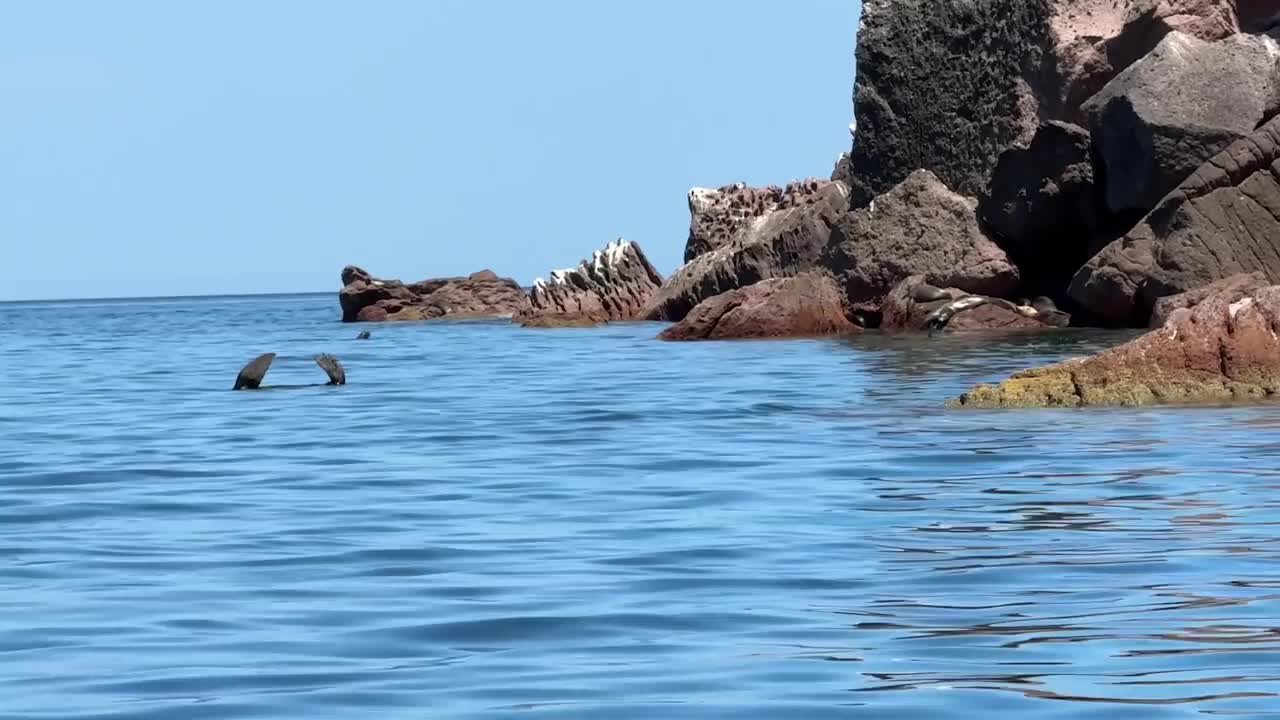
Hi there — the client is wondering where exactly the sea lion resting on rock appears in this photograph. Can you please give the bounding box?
[233,353,346,390]
[923,294,1069,335]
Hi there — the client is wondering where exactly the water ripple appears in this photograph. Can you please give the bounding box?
[1,295,1279,718]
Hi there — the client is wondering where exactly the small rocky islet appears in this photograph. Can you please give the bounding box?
[338,0,1280,408]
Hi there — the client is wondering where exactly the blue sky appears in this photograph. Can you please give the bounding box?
[1,1,859,301]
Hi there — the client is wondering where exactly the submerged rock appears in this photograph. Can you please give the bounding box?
[643,181,849,322]
[824,170,1020,314]
[1071,114,1280,325]
[951,283,1280,407]
[514,239,664,327]
[658,273,857,341]
[339,266,524,323]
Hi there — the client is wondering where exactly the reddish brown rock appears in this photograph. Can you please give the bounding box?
[658,274,858,341]
[951,283,1280,407]
[684,178,841,263]
[880,276,1055,333]
[339,266,525,323]
[643,181,849,322]
[824,170,1020,314]
[1148,272,1268,328]
[1071,115,1280,325]
[514,239,664,327]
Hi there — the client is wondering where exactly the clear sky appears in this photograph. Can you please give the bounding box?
[1,1,859,301]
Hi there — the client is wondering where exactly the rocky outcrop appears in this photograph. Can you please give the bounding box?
[1071,114,1280,325]
[643,181,849,322]
[1148,272,1268,328]
[684,179,839,263]
[658,273,858,341]
[339,266,525,323]
[1048,0,1245,124]
[513,239,664,327]
[1083,31,1280,215]
[824,170,1020,313]
[980,121,1106,298]
[951,282,1280,407]
[880,275,1065,332]
[847,0,1054,207]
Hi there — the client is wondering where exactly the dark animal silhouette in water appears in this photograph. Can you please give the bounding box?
[356,331,371,340]
[233,353,346,390]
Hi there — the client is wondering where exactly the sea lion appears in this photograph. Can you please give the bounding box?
[356,331,371,340]
[233,353,346,390]
[923,295,1029,336]
[910,283,953,304]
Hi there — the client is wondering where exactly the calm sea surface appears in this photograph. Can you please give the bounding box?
[2,293,1279,719]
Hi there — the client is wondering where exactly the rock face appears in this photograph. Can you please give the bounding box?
[824,170,1021,313]
[1083,31,1280,215]
[513,240,664,327]
[684,179,838,263]
[1070,115,1280,325]
[643,181,849,322]
[1049,0,1245,123]
[880,276,1055,332]
[847,0,1054,207]
[339,266,525,323]
[979,121,1105,297]
[951,283,1280,407]
[658,274,857,341]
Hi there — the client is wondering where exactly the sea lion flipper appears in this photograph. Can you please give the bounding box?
[234,353,276,390]
[314,354,346,386]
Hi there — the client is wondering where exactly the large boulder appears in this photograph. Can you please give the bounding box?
[1083,31,1280,215]
[847,0,1053,207]
[514,239,664,327]
[880,275,1061,333]
[824,170,1021,314]
[657,273,858,341]
[684,179,838,263]
[1071,115,1280,324]
[979,121,1106,298]
[339,266,525,323]
[951,282,1280,407]
[643,181,849,322]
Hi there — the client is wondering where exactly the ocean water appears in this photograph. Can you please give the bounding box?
[2,292,1279,719]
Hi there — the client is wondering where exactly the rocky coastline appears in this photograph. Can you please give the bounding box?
[340,1,1280,408]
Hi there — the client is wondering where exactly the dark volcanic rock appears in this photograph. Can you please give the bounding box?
[514,239,664,327]
[684,179,840,263]
[980,120,1105,298]
[339,266,525,323]
[658,273,857,341]
[1071,115,1280,325]
[1082,31,1280,215]
[643,181,849,322]
[952,282,1280,407]
[824,170,1020,313]
[880,275,1055,332]
[846,0,1254,209]
[1148,272,1268,328]
[847,0,1054,207]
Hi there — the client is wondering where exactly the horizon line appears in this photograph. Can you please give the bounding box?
[0,289,336,305]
